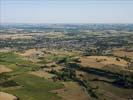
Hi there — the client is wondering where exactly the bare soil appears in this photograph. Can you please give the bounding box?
[0,92,17,100]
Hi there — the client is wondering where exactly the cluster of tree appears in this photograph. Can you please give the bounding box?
[50,68,76,81]
[113,75,133,88]
[80,67,133,89]
[82,48,103,56]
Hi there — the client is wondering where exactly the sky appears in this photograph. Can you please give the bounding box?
[0,0,133,24]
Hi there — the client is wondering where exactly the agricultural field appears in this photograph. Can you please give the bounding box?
[0,52,64,100]
[113,50,133,60]
[0,24,133,100]
[79,56,128,69]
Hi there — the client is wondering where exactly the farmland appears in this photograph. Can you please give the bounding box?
[0,24,133,100]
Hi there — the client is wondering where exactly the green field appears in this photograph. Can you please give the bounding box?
[0,52,64,100]
[3,74,64,100]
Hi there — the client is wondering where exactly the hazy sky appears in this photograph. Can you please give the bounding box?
[0,0,133,23]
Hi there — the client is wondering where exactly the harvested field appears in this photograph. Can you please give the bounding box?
[52,82,90,100]
[79,56,128,69]
[18,49,37,57]
[0,92,17,100]
[113,50,133,59]
[0,65,12,73]
[17,49,44,62]
[51,50,80,56]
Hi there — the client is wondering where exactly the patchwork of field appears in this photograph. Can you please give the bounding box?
[3,74,64,100]
[1,48,133,100]
[0,24,133,100]
[0,52,64,100]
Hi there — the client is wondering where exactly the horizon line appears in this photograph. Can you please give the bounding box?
[1,22,133,25]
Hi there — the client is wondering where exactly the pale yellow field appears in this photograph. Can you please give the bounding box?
[113,50,133,59]
[79,56,128,69]
[18,49,37,57]
[0,65,12,73]
[0,48,14,52]
[0,34,32,40]
[49,49,80,56]
[0,92,17,100]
